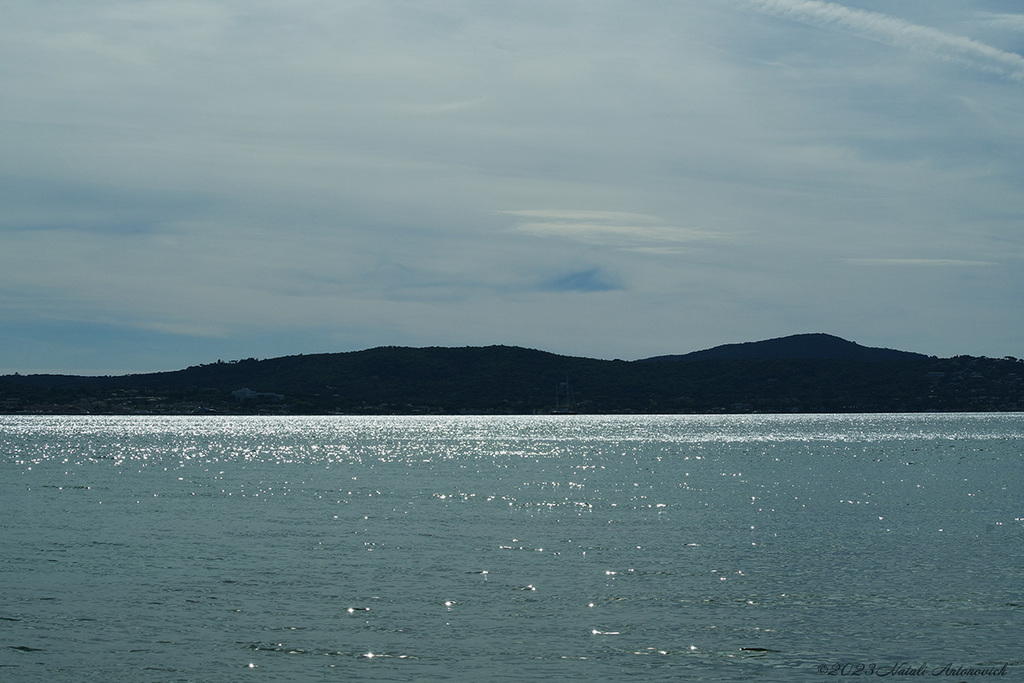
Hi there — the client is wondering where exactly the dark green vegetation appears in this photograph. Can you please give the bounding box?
[2,334,1022,414]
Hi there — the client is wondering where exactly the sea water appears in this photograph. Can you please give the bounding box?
[1,413,1021,682]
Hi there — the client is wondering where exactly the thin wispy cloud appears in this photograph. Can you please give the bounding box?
[506,210,727,252]
[396,99,487,115]
[744,0,1024,80]
[846,258,996,267]
[976,13,1024,33]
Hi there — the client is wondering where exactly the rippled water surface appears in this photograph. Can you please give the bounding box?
[1,414,1022,681]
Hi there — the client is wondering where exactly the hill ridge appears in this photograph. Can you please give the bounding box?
[640,333,930,363]
[1,334,1021,414]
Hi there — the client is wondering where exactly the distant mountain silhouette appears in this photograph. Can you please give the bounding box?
[1,334,1020,414]
[641,333,930,363]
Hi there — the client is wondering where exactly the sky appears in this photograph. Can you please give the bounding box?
[2,0,1023,375]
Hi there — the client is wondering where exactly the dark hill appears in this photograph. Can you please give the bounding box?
[1,336,1021,414]
[640,333,930,362]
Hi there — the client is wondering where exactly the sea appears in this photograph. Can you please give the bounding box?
[1,413,1021,682]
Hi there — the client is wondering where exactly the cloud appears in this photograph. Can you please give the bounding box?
[845,258,996,267]
[395,99,487,115]
[976,13,1024,33]
[743,0,1024,80]
[505,210,728,252]
[542,267,623,293]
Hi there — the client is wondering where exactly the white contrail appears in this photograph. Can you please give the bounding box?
[743,0,1024,81]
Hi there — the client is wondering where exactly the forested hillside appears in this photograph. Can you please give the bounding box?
[2,336,1021,414]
